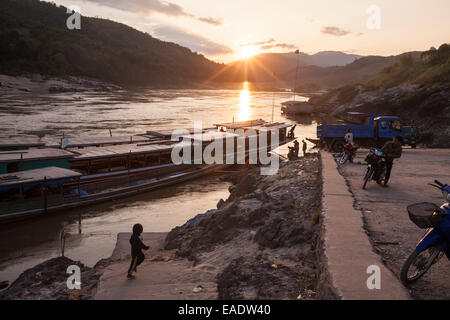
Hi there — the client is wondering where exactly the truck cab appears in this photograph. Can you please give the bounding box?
[373,116,403,141]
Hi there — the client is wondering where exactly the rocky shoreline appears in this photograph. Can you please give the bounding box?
[0,155,324,300]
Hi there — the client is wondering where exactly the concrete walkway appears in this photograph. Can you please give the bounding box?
[321,151,409,300]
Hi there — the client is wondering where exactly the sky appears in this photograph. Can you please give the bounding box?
[51,0,450,62]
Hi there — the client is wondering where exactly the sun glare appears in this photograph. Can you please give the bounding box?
[238,81,251,121]
[238,45,258,60]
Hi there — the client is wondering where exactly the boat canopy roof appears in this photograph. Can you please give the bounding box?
[213,119,267,129]
[69,142,178,160]
[146,127,215,139]
[0,148,76,163]
[0,137,45,149]
[180,130,239,142]
[43,135,152,148]
[248,123,291,131]
[0,166,81,188]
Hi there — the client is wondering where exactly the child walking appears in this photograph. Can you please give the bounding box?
[127,223,149,279]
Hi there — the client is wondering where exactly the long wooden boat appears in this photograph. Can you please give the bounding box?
[281,101,314,115]
[0,120,293,223]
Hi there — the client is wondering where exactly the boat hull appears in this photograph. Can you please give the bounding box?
[281,104,313,114]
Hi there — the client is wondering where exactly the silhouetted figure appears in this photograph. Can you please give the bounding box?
[302,140,307,157]
[379,135,403,187]
[127,223,149,279]
[288,140,299,160]
[288,125,296,138]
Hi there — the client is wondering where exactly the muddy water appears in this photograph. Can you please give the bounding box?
[0,87,322,283]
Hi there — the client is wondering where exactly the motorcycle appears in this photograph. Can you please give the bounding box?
[362,148,386,189]
[400,180,450,285]
[338,143,358,166]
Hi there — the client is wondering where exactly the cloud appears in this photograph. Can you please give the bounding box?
[197,17,223,26]
[240,39,296,51]
[259,42,297,50]
[320,26,351,36]
[86,0,223,25]
[153,26,233,55]
[243,39,275,46]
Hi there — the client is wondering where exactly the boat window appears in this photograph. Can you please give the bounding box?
[389,120,402,131]
[7,162,19,173]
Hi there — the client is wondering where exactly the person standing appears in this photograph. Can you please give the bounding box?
[344,129,354,146]
[288,124,296,138]
[379,135,403,187]
[302,140,307,157]
[127,223,149,279]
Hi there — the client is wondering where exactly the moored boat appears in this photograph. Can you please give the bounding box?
[0,120,293,223]
[281,100,314,114]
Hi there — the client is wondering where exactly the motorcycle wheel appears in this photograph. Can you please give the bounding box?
[362,166,373,189]
[400,247,442,285]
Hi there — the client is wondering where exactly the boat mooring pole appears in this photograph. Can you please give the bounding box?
[43,176,47,214]
[272,71,276,123]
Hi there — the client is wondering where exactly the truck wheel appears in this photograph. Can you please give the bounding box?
[332,140,345,153]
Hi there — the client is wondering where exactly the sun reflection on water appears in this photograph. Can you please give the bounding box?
[238,82,251,121]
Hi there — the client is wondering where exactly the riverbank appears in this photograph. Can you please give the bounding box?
[0,74,122,94]
[0,155,323,300]
[96,155,323,300]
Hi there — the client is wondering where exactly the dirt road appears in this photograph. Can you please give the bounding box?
[339,148,450,299]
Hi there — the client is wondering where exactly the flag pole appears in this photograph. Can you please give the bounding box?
[293,49,300,102]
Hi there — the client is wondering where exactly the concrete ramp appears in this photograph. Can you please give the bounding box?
[94,232,217,300]
[321,151,410,300]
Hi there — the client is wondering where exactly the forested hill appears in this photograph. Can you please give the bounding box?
[0,0,225,87]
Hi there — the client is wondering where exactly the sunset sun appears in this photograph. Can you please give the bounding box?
[238,45,259,60]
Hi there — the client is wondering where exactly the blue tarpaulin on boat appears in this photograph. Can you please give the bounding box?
[0,178,72,192]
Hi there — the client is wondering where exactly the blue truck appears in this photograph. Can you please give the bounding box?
[317,114,419,152]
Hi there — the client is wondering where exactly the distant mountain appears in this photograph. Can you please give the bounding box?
[224,51,361,87]
[223,53,419,91]
[0,0,225,87]
[303,51,361,67]
[231,51,360,69]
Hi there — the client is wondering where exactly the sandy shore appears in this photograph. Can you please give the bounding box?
[0,74,121,94]
[0,155,323,300]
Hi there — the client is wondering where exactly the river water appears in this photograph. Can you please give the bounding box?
[0,85,323,283]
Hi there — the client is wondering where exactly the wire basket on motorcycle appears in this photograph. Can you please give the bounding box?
[407,202,447,228]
